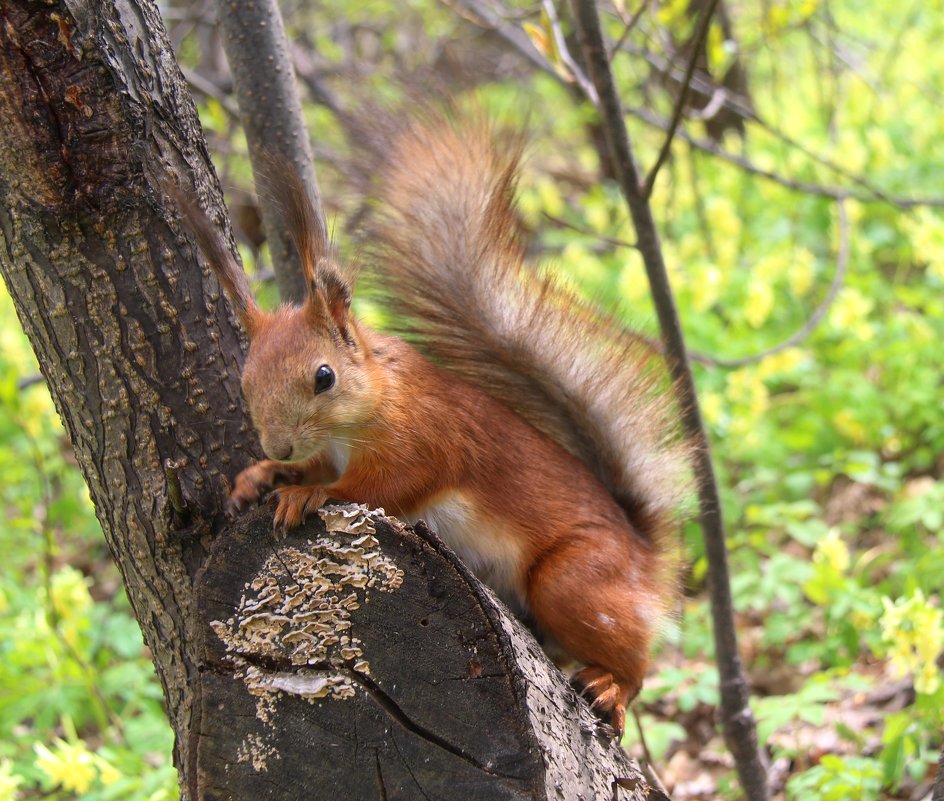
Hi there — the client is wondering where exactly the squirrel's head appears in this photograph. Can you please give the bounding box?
[178,171,377,465]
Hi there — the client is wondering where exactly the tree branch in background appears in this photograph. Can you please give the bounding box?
[213,0,323,303]
[642,0,721,198]
[448,0,944,210]
[567,2,769,800]
[608,0,652,61]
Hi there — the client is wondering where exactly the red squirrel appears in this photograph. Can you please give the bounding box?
[181,114,692,733]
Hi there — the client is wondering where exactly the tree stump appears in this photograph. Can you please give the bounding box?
[195,504,662,801]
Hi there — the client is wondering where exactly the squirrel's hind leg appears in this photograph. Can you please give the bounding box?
[525,531,658,733]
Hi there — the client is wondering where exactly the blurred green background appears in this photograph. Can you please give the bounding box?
[1,0,942,798]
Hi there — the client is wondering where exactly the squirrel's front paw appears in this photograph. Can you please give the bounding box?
[228,461,302,515]
[271,485,328,533]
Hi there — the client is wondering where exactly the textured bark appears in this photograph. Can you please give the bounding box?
[0,0,254,790]
[198,505,660,801]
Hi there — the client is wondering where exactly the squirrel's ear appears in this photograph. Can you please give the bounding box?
[308,262,354,344]
[170,185,260,336]
[259,156,329,296]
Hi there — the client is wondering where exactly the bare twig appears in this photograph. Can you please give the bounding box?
[164,459,189,517]
[932,742,944,801]
[182,68,240,118]
[541,212,639,250]
[630,105,944,208]
[615,38,910,205]
[441,0,559,77]
[642,0,722,198]
[17,373,46,391]
[568,2,769,799]
[628,705,670,797]
[541,0,599,103]
[608,0,652,61]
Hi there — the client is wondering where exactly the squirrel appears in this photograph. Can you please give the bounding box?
[180,113,693,733]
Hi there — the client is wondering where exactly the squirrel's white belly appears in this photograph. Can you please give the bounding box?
[412,492,525,609]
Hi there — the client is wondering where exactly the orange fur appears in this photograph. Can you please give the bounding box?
[180,113,693,733]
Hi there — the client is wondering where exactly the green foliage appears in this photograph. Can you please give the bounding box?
[787,755,884,801]
[0,289,177,800]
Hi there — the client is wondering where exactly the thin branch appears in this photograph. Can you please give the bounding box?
[182,68,240,118]
[642,0,722,198]
[213,0,324,304]
[568,2,769,800]
[441,0,559,77]
[628,705,670,797]
[622,42,897,203]
[932,741,944,801]
[541,0,599,104]
[690,197,849,368]
[607,0,652,61]
[630,105,944,209]
[541,211,639,250]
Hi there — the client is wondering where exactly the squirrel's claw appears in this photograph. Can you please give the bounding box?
[271,485,327,532]
[571,667,627,735]
[228,461,305,517]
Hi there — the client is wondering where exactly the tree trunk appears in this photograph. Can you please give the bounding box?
[0,0,251,788]
[0,2,664,798]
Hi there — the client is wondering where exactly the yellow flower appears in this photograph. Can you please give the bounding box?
[789,248,817,297]
[700,391,724,426]
[691,264,723,312]
[880,591,943,696]
[0,759,22,801]
[829,288,873,335]
[50,566,93,622]
[833,409,867,444]
[95,755,122,786]
[35,739,97,794]
[560,243,607,288]
[812,529,850,573]
[905,207,944,280]
[756,347,805,380]
[705,197,741,241]
[745,280,774,328]
[726,369,770,417]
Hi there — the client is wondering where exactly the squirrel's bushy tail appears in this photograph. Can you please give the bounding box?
[370,112,694,550]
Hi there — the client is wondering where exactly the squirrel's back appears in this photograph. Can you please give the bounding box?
[369,112,694,552]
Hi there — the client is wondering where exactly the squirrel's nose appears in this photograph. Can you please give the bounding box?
[263,441,294,462]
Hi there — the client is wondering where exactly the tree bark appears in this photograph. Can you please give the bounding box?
[0,2,665,799]
[0,0,252,788]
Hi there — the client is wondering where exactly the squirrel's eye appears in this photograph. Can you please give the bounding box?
[314,364,335,394]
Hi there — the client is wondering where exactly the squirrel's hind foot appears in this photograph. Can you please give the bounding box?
[571,666,630,735]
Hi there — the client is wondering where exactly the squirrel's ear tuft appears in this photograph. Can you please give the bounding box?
[307,260,355,344]
[257,155,329,294]
[169,182,260,336]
